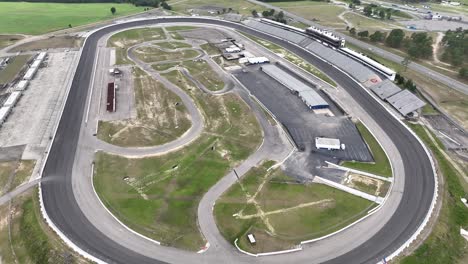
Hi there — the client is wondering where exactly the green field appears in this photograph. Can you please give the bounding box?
[342,122,392,177]
[214,162,375,253]
[98,67,191,147]
[169,0,264,16]
[271,1,345,28]
[155,41,192,50]
[94,71,262,251]
[0,2,145,35]
[399,124,468,264]
[0,55,31,85]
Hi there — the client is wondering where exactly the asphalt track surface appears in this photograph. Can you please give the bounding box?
[41,17,435,264]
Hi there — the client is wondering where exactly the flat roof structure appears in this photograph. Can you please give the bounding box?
[247,57,269,64]
[31,60,41,68]
[36,52,47,62]
[261,64,328,109]
[370,80,401,99]
[298,90,329,109]
[386,89,426,116]
[315,137,341,150]
[23,67,38,80]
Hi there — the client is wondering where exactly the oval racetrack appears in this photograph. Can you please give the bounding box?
[41,17,435,264]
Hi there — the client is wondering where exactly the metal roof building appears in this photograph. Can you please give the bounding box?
[261,64,328,109]
[386,89,426,116]
[370,80,401,99]
[298,90,329,109]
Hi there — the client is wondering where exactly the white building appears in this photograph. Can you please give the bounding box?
[14,80,29,91]
[315,137,341,150]
[0,106,12,125]
[23,67,38,80]
[247,57,269,65]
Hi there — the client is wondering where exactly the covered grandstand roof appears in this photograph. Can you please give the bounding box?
[370,80,401,99]
[386,89,426,116]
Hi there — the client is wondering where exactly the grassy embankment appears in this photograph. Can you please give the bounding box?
[107,28,166,65]
[98,66,191,147]
[214,161,376,253]
[342,122,392,177]
[0,55,31,84]
[169,0,264,16]
[271,1,345,28]
[0,160,35,196]
[94,69,262,251]
[0,35,24,49]
[242,33,337,87]
[399,123,468,264]
[0,189,91,263]
[0,2,144,35]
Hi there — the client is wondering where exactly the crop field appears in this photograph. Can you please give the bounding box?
[214,161,376,253]
[108,27,166,65]
[98,67,191,147]
[0,2,144,35]
[169,0,264,16]
[94,69,262,251]
[342,122,392,177]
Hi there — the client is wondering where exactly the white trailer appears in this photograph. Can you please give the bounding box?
[14,80,29,91]
[315,137,341,150]
[31,59,41,68]
[23,67,38,80]
[247,57,269,65]
[0,106,12,125]
[247,234,256,245]
[3,91,21,107]
[36,52,47,62]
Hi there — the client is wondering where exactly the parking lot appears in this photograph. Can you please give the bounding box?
[234,67,373,164]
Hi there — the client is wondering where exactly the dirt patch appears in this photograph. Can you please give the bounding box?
[344,173,388,197]
[9,35,83,52]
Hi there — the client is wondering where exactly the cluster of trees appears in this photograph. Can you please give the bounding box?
[253,9,287,24]
[348,0,361,9]
[350,28,433,59]
[3,0,172,8]
[395,73,417,93]
[441,27,468,67]
[363,4,393,20]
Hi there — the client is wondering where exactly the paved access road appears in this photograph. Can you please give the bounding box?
[41,17,435,264]
[246,0,468,96]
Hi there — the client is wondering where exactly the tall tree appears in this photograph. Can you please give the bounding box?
[386,29,405,48]
[111,6,116,15]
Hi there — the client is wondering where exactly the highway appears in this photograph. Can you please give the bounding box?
[246,0,468,96]
[41,17,435,264]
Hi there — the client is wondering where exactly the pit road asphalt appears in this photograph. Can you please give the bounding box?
[41,17,435,264]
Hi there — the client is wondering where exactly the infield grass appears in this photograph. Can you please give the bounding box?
[214,161,376,253]
[342,122,392,177]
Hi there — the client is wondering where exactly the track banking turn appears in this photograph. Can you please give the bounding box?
[41,17,435,264]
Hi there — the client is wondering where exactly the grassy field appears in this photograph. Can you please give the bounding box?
[108,27,166,65]
[0,189,90,263]
[200,43,220,56]
[399,123,468,264]
[151,62,181,72]
[134,46,199,63]
[342,12,400,30]
[243,33,337,87]
[94,69,262,251]
[165,26,199,32]
[0,35,24,50]
[0,160,35,195]
[342,122,392,177]
[169,0,264,16]
[214,161,376,253]
[346,42,468,130]
[271,1,346,28]
[0,2,144,35]
[0,55,31,85]
[98,67,191,147]
[181,60,225,91]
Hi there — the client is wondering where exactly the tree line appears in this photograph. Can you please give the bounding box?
[1,0,171,8]
[252,9,287,24]
[441,27,468,79]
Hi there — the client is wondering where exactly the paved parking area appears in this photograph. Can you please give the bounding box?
[235,68,372,163]
[0,51,79,160]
